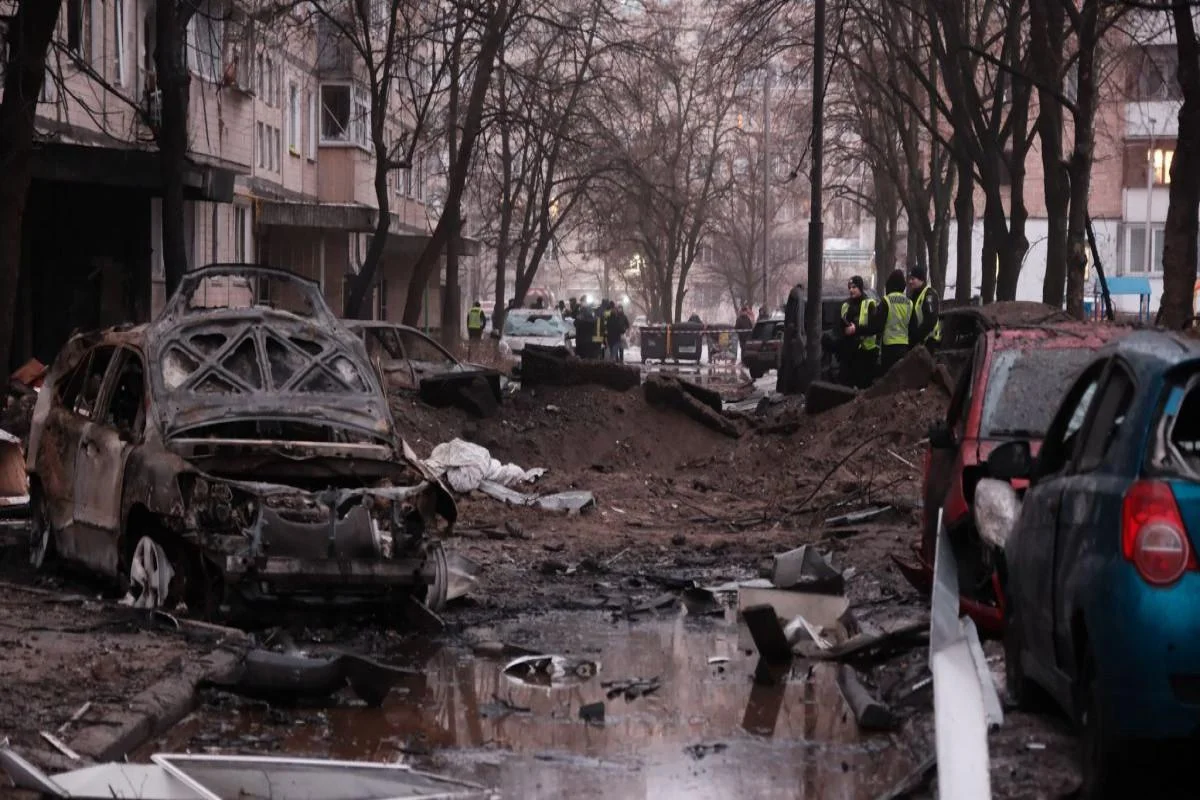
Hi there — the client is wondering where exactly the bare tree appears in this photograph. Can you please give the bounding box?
[587,3,745,323]
[0,0,61,372]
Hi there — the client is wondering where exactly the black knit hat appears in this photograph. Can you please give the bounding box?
[849,275,866,292]
[909,265,928,282]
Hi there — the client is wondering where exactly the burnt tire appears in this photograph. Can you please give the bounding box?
[424,541,449,612]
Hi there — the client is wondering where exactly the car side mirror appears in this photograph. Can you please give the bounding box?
[987,440,1033,481]
[928,420,955,450]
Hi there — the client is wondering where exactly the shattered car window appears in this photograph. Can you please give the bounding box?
[979,347,1098,439]
[60,346,116,419]
[504,312,571,337]
[398,330,456,365]
[1155,374,1200,478]
[183,274,318,318]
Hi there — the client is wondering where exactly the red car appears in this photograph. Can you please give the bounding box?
[894,320,1129,635]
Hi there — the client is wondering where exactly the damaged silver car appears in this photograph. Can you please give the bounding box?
[26,265,457,617]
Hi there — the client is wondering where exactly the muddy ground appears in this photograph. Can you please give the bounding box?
[0,368,1084,799]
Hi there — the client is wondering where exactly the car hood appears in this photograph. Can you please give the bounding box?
[148,311,394,442]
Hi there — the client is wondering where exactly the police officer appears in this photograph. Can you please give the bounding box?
[467,300,487,342]
[776,283,805,394]
[880,269,914,373]
[907,265,942,350]
[841,275,882,389]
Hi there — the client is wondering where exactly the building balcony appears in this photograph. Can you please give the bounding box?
[1126,101,1182,139]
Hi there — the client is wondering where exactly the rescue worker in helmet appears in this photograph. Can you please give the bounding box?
[880,269,915,373]
[840,275,883,389]
[907,265,942,350]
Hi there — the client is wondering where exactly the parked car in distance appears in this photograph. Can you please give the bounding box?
[978,331,1200,796]
[741,318,785,379]
[345,320,502,405]
[498,309,574,358]
[25,265,457,618]
[893,319,1129,635]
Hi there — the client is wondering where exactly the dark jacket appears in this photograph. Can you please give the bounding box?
[844,295,884,344]
[607,311,628,344]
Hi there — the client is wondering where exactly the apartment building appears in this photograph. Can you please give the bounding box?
[1,0,453,366]
[944,19,1187,314]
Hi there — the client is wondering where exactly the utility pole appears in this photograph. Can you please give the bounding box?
[802,0,826,388]
[762,64,771,311]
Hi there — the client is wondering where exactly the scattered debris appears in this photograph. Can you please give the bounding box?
[56,703,92,736]
[37,732,80,761]
[479,695,532,718]
[602,677,661,701]
[680,586,723,616]
[741,604,794,663]
[784,614,834,650]
[418,373,502,419]
[643,374,741,438]
[887,449,918,470]
[0,428,28,508]
[424,438,546,494]
[683,742,728,760]
[836,666,897,732]
[479,482,597,513]
[503,655,600,688]
[807,620,928,664]
[1025,742,1047,751]
[736,580,850,635]
[824,506,893,528]
[770,545,845,594]
[707,656,730,665]
[579,702,606,725]
[520,344,642,391]
[874,753,937,800]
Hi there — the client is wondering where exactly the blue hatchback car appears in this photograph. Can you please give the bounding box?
[989,331,1200,797]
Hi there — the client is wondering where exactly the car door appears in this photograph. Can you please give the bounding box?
[399,329,459,385]
[1014,361,1106,676]
[37,345,117,551]
[1051,362,1136,680]
[922,343,977,563]
[72,349,146,577]
[365,327,417,392]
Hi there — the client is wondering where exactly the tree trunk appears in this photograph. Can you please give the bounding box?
[955,158,974,301]
[492,52,511,334]
[401,0,509,326]
[1157,1,1200,329]
[981,209,998,303]
[1031,0,1068,308]
[1065,0,1100,320]
[440,7,463,349]
[998,78,1032,301]
[156,0,196,296]
[0,0,60,372]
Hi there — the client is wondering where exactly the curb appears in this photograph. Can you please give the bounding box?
[68,646,244,762]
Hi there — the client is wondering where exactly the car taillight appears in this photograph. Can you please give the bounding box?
[1122,480,1197,586]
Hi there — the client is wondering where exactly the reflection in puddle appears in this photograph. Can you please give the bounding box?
[163,612,925,799]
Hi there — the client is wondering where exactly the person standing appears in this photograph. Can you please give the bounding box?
[776,283,805,394]
[907,265,942,350]
[880,269,914,373]
[466,300,487,357]
[841,276,882,389]
[607,305,628,361]
[593,301,609,359]
[575,304,596,358]
[735,304,754,347]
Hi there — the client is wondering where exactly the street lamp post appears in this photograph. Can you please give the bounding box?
[802,0,826,388]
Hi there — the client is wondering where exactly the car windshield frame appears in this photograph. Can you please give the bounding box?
[162,265,334,323]
[978,345,1101,439]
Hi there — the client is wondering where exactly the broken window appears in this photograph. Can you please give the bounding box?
[101,350,147,440]
[1075,368,1134,473]
[64,346,116,419]
[66,0,91,60]
[1037,369,1102,478]
[398,330,454,365]
[1153,373,1200,479]
[182,275,318,318]
[321,84,351,141]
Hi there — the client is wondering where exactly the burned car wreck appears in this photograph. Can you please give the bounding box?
[26,265,457,617]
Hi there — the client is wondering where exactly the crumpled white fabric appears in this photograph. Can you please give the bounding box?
[425,439,546,494]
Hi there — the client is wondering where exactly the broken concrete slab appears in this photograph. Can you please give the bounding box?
[642,374,741,438]
[770,545,844,594]
[836,665,897,732]
[804,381,858,414]
[520,344,642,391]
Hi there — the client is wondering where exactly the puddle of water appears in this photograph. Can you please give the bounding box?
[160,612,925,799]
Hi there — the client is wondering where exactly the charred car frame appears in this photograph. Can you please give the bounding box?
[26,265,457,617]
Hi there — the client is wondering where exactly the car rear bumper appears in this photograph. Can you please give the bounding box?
[222,554,431,597]
[1094,568,1200,739]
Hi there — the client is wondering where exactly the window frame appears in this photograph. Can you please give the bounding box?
[114,0,126,86]
[1072,362,1136,475]
[306,90,317,160]
[97,348,149,442]
[1033,359,1108,483]
[288,80,300,154]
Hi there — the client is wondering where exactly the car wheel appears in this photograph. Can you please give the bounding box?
[28,484,54,569]
[424,540,449,612]
[1076,646,1127,799]
[123,535,178,610]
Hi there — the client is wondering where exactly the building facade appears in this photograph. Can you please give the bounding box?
[1,0,455,367]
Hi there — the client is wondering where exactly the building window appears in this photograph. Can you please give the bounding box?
[275,126,281,171]
[187,0,223,82]
[288,81,299,153]
[67,0,91,60]
[352,90,370,146]
[234,206,248,262]
[114,0,127,85]
[1123,140,1176,187]
[321,83,369,146]
[1125,224,1165,274]
[257,51,265,97]
[1129,45,1181,101]
[257,121,265,168]
[306,90,317,159]
[402,167,412,197]
[267,54,278,106]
